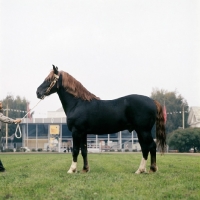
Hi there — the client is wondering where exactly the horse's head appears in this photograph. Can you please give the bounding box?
[36,65,60,99]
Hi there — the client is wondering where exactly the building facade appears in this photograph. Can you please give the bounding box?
[188,107,200,128]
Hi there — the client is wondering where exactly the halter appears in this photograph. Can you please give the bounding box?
[45,74,59,95]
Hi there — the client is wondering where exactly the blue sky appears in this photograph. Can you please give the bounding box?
[0,0,199,117]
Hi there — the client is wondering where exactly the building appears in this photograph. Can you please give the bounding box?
[19,107,140,152]
[187,107,200,128]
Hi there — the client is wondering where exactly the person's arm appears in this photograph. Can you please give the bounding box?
[0,113,21,124]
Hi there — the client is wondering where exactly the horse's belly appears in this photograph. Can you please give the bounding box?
[85,116,130,134]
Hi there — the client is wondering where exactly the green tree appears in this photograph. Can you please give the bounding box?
[0,95,29,139]
[167,128,200,152]
[150,88,189,134]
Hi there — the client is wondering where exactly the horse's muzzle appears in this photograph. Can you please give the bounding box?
[36,91,43,99]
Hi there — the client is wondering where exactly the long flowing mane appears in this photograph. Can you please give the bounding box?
[45,70,100,101]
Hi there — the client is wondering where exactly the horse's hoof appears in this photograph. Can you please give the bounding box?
[149,165,158,173]
[67,168,77,174]
[135,168,146,174]
[81,166,90,173]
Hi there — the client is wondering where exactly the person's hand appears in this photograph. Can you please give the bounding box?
[14,119,21,124]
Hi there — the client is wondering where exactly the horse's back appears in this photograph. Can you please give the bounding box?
[123,94,156,113]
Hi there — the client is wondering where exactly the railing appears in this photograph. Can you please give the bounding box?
[22,117,67,124]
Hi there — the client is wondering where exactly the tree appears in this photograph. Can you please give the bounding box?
[167,128,200,152]
[150,88,189,134]
[0,95,29,139]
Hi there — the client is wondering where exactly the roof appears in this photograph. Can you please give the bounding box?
[47,107,65,118]
[56,107,64,112]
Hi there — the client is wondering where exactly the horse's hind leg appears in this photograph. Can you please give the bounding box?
[149,139,158,173]
[67,131,80,173]
[80,134,90,173]
[135,131,157,174]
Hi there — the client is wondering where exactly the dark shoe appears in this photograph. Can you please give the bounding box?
[0,160,5,172]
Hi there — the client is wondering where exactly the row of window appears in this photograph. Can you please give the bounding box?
[22,124,138,139]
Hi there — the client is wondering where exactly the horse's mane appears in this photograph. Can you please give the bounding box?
[45,70,100,101]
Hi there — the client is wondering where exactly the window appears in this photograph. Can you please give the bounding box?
[38,124,48,139]
[27,124,36,138]
[62,125,72,138]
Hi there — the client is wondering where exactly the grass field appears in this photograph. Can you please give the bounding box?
[0,152,199,200]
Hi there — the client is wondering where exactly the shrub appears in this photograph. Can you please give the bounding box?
[32,149,36,152]
[168,128,200,152]
[38,148,43,152]
[125,149,129,152]
[117,149,122,152]
[3,149,14,152]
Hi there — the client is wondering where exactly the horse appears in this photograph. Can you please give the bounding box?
[36,65,166,174]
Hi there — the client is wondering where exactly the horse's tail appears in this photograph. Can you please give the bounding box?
[154,100,166,154]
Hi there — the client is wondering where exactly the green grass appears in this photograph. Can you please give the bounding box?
[0,153,200,200]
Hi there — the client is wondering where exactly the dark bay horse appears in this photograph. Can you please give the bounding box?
[36,65,166,174]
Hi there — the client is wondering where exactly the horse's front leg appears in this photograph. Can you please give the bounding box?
[67,131,80,174]
[80,134,90,173]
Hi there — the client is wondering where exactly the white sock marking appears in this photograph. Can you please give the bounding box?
[67,161,77,173]
[135,157,147,174]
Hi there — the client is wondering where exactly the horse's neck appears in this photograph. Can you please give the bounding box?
[57,87,79,115]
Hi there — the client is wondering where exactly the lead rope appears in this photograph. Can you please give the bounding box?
[15,97,45,139]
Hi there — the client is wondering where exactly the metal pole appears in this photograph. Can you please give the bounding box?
[27,116,28,147]
[60,124,62,152]
[36,124,38,150]
[5,95,12,149]
[182,105,185,129]
[6,103,8,149]
[96,135,98,149]
[132,131,133,150]
[119,131,122,149]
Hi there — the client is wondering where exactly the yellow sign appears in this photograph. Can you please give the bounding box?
[50,125,59,134]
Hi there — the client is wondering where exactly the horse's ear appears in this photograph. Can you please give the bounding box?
[52,64,58,75]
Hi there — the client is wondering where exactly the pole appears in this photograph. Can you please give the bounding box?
[96,135,98,149]
[132,131,133,150]
[36,124,37,150]
[6,103,8,149]
[27,114,28,147]
[182,105,185,129]
[119,131,122,149]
